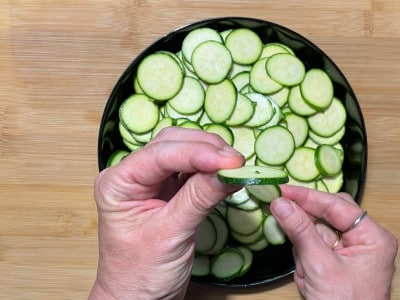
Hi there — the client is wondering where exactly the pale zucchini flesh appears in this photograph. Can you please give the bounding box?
[217,165,289,186]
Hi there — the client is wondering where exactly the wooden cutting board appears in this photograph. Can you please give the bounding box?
[1,1,399,299]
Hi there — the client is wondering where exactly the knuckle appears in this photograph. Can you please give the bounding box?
[186,179,214,214]
[385,231,399,257]
[336,192,355,203]
[287,214,313,240]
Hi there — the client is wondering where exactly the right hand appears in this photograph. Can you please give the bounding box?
[270,185,398,300]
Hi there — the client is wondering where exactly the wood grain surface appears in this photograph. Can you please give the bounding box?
[1,1,399,299]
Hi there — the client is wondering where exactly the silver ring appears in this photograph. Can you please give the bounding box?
[344,211,368,233]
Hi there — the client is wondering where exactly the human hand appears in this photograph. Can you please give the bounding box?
[89,127,244,300]
[270,185,398,300]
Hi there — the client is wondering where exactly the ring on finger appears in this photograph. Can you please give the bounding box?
[331,230,342,250]
[344,211,368,233]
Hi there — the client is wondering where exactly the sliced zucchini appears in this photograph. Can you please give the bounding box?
[204,79,237,123]
[322,171,344,193]
[226,206,263,235]
[300,68,334,110]
[266,53,305,86]
[205,212,229,255]
[249,57,282,94]
[258,97,285,129]
[307,97,347,137]
[164,102,203,122]
[192,40,232,84]
[309,126,346,145]
[119,122,142,146]
[245,184,281,203]
[263,214,286,245]
[137,52,184,101]
[225,93,255,126]
[217,165,289,186]
[195,216,216,254]
[247,236,269,251]
[268,86,290,108]
[288,174,318,189]
[232,71,250,91]
[230,126,256,160]
[243,93,275,128]
[119,94,159,134]
[314,144,343,176]
[255,126,295,166]
[151,117,176,139]
[203,123,234,146]
[260,42,290,59]
[210,248,244,281]
[230,225,263,245]
[192,255,211,277]
[236,246,254,276]
[182,27,222,63]
[288,85,317,117]
[225,28,263,65]
[168,76,205,115]
[225,187,250,205]
[285,112,309,147]
[179,119,203,130]
[235,197,260,211]
[106,149,130,167]
[316,179,329,192]
[285,147,320,182]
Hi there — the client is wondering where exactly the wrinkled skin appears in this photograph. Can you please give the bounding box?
[89,128,244,299]
[270,185,398,300]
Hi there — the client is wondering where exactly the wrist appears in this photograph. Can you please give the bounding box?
[89,281,117,300]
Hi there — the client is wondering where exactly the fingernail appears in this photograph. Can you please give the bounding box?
[219,145,243,157]
[272,198,294,219]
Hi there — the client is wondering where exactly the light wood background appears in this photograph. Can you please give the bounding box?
[1,1,399,299]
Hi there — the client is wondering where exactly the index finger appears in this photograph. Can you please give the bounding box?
[98,128,244,201]
[280,184,366,233]
[149,126,228,147]
[121,127,244,185]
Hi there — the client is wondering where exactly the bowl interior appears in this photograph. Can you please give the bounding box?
[98,17,367,287]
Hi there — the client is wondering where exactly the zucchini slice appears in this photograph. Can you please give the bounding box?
[217,165,289,186]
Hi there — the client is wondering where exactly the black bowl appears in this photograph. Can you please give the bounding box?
[98,17,367,287]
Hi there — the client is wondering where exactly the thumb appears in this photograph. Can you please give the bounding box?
[270,197,332,261]
[166,172,239,230]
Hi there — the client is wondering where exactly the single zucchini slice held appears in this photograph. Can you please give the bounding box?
[217,165,289,185]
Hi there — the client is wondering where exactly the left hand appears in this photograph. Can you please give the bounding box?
[270,185,398,299]
[89,127,244,300]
